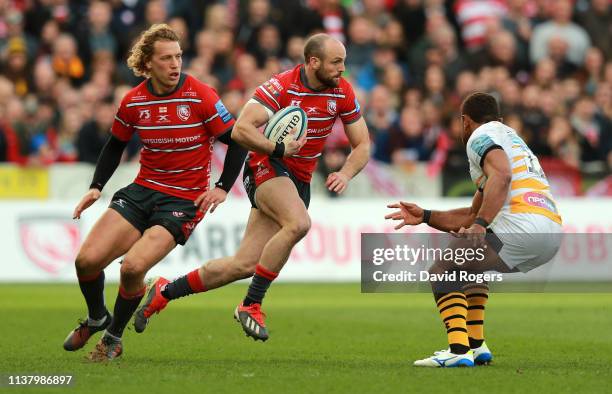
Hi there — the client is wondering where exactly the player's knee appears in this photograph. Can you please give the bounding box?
[285,216,311,242]
[75,248,104,276]
[119,260,146,282]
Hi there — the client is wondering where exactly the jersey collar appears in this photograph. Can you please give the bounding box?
[146,73,187,97]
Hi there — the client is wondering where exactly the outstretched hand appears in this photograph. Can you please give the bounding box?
[195,187,228,214]
[73,188,101,219]
[384,201,425,230]
[326,172,350,194]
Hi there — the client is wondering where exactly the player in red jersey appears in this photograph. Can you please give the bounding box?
[135,33,371,341]
[61,24,247,361]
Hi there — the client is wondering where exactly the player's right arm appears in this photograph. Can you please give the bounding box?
[231,101,305,157]
[385,191,482,232]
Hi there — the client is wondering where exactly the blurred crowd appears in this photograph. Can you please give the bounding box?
[0,0,610,181]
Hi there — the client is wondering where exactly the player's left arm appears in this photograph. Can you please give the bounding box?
[326,116,371,194]
[460,149,511,238]
[194,90,246,213]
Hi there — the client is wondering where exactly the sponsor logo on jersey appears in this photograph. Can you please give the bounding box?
[270,78,284,92]
[290,99,302,107]
[157,114,170,122]
[132,95,147,101]
[263,81,280,96]
[214,100,232,123]
[305,106,318,115]
[523,192,557,212]
[182,90,197,97]
[327,99,337,115]
[177,104,191,121]
[139,109,151,120]
[255,162,270,180]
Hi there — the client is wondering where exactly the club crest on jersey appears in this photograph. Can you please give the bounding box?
[327,99,337,115]
[177,104,191,121]
[139,109,151,120]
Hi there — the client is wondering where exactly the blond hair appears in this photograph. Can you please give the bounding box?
[127,24,180,77]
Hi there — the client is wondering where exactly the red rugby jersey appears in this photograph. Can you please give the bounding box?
[251,64,362,182]
[112,74,235,201]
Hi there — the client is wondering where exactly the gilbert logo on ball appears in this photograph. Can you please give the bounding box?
[263,106,308,144]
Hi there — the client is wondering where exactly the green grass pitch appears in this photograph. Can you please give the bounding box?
[1,283,611,393]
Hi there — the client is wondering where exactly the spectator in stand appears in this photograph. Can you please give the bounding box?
[571,96,612,167]
[345,16,376,75]
[501,0,533,69]
[227,53,260,95]
[453,0,508,51]
[211,28,236,85]
[75,97,114,164]
[51,33,85,86]
[36,19,61,58]
[594,82,612,120]
[376,106,433,166]
[55,109,81,162]
[530,0,590,66]
[393,0,426,50]
[251,23,282,68]
[365,84,397,137]
[582,47,605,96]
[423,64,447,108]
[381,61,405,109]
[1,37,31,97]
[236,0,276,53]
[519,84,549,155]
[378,17,408,65]
[577,0,611,60]
[472,29,524,77]
[356,0,392,27]
[79,0,118,69]
[533,57,557,89]
[316,0,350,43]
[280,36,305,70]
[32,60,57,100]
[546,116,581,169]
[2,8,37,60]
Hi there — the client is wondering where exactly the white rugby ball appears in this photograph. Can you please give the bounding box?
[263,106,308,144]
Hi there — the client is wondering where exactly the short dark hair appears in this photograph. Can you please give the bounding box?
[303,33,331,63]
[461,92,501,123]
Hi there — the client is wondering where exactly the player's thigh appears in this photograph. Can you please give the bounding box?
[78,208,142,267]
[254,177,310,228]
[121,225,177,277]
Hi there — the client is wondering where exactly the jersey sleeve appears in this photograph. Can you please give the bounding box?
[338,83,362,124]
[252,76,284,113]
[111,97,135,142]
[467,132,504,169]
[201,87,235,137]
